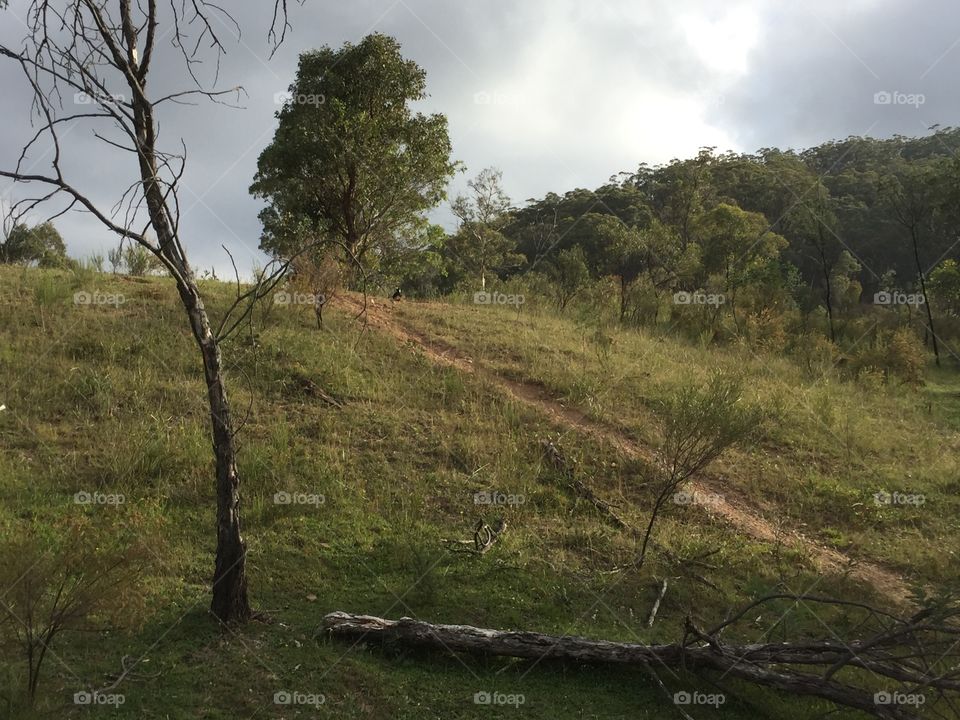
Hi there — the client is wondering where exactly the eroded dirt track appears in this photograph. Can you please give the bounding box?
[335,294,912,605]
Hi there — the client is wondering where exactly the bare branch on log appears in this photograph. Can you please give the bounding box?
[323,593,960,720]
[647,578,669,627]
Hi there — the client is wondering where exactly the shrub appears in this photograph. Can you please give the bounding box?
[107,246,123,274]
[887,327,927,385]
[745,307,789,353]
[0,511,161,708]
[68,256,98,288]
[792,332,838,377]
[32,273,71,331]
[637,372,762,567]
[848,327,927,386]
[122,244,163,276]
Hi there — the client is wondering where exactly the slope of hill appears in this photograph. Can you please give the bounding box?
[1,266,957,719]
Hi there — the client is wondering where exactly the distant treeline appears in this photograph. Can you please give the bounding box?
[425,130,960,307]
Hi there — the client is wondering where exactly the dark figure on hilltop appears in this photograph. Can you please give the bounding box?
[392,287,403,303]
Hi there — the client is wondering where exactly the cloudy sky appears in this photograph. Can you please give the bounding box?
[1,0,958,275]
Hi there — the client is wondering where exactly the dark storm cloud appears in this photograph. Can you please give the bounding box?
[1,0,958,275]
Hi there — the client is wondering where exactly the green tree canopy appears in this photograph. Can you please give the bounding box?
[695,203,785,281]
[0,221,67,267]
[250,33,457,275]
[445,167,523,289]
[929,259,960,317]
[543,245,591,311]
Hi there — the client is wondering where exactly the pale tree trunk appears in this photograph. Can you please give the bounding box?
[153,228,249,625]
[322,610,955,720]
[135,94,250,622]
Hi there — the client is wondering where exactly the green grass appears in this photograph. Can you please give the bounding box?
[393,296,960,586]
[0,266,954,719]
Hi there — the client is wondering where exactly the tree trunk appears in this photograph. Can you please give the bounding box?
[814,191,837,343]
[177,279,251,623]
[321,612,915,720]
[130,83,252,622]
[910,225,940,367]
[148,222,251,624]
[724,265,739,333]
[818,243,836,343]
[619,277,627,322]
[201,314,250,623]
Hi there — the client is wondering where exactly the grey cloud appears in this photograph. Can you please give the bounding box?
[2,0,958,276]
[715,0,960,151]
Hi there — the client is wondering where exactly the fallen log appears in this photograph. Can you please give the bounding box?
[322,608,957,720]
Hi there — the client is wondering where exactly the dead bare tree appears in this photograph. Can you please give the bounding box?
[0,0,299,623]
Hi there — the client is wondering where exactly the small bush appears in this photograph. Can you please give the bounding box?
[123,244,161,276]
[848,327,927,386]
[887,327,927,385]
[68,256,98,288]
[0,511,162,707]
[792,332,838,377]
[745,307,790,353]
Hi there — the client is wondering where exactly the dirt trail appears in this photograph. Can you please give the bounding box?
[335,294,912,605]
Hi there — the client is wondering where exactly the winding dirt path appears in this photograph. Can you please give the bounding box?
[335,294,912,605]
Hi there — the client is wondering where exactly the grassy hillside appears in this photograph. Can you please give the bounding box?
[392,295,960,585]
[0,265,957,719]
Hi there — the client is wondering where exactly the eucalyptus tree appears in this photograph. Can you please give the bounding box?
[0,221,67,267]
[879,158,947,366]
[251,34,457,278]
[694,203,787,331]
[448,167,519,290]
